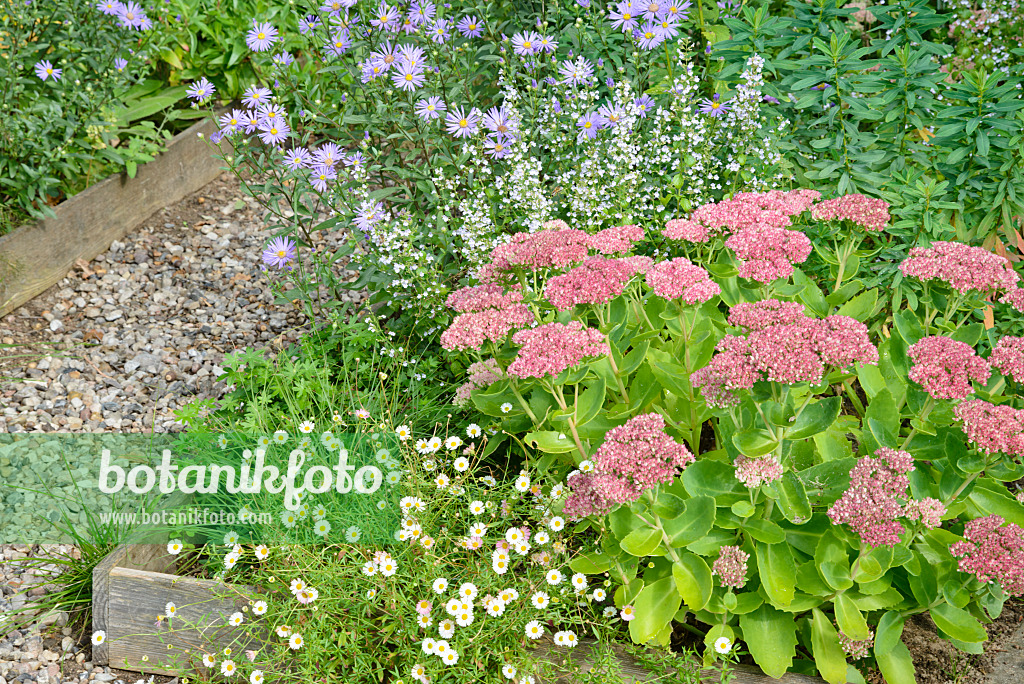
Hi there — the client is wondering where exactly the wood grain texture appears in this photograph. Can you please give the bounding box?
[0,115,228,317]
[533,638,835,684]
[92,547,255,676]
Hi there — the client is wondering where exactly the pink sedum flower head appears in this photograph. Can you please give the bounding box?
[712,546,749,589]
[1000,288,1024,313]
[827,448,915,548]
[990,336,1024,384]
[507,321,609,380]
[953,399,1024,459]
[453,358,504,408]
[839,630,874,660]
[441,304,534,352]
[950,515,1024,595]
[670,189,820,245]
[900,241,1019,296]
[643,258,720,304]
[663,218,709,243]
[903,497,946,529]
[489,229,592,273]
[724,224,813,282]
[589,224,644,254]
[445,283,524,313]
[907,336,991,400]
[811,193,890,231]
[561,471,616,520]
[544,257,644,311]
[734,455,783,489]
[590,413,695,505]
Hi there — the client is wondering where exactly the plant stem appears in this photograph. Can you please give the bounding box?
[509,381,540,424]
[606,352,630,405]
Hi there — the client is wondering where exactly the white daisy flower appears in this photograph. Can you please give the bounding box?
[275,625,291,638]
[253,600,268,616]
[396,425,411,441]
[273,430,288,443]
[91,630,105,646]
[546,569,563,585]
[514,475,530,492]
[502,664,517,680]
[500,402,513,413]
[438,619,455,638]
[548,516,565,532]
[442,650,459,666]
[380,558,398,576]
[445,436,463,450]
[433,578,449,594]
[578,460,594,473]
[458,583,478,600]
[281,510,298,528]
[714,637,733,654]
[221,659,236,676]
[250,670,264,684]
[571,573,587,592]
[217,434,228,448]
[288,633,304,650]
[525,620,544,640]
[346,526,361,542]
[466,424,482,438]
[228,612,243,626]
[533,530,550,545]
[592,588,606,601]
[313,520,331,537]
[167,539,183,555]
[531,592,549,609]
[202,653,216,667]
[470,522,487,536]
[453,456,470,471]
[299,420,315,433]
[435,473,450,489]
[456,611,474,627]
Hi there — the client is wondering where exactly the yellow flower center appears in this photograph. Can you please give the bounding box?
[523,41,531,48]
[459,118,468,127]
[624,12,631,19]
[584,122,592,129]
[276,250,286,257]
[711,102,720,109]
[469,23,476,29]
[46,68,53,74]
[427,104,435,111]
[257,32,265,40]
[405,74,413,81]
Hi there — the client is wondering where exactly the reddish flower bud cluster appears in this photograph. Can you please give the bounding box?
[903,497,946,529]
[446,283,524,313]
[589,413,695,505]
[907,336,990,400]
[839,630,874,660]
[544,257,645,311]
[663,189,821,244]
[953,399,1024,458]
[644,258,721,304]
[990,336,1024,384]
[1000,288,1024,313]
[507,321,609,379]
[453,358,504,408]
[827,448,916,548]
[440,291,535,352]
[899,241,1019,295]
[692,300,877,407]
[734,455,784,488]
[810,193,891,232]
[561,471,616,520]
[489,228,592,272]
[724,224,813,282]
[589,224,644,254]
[950,515,1024,595]
[712,546,750,589]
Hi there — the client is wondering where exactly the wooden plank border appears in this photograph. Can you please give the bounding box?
[0,114,227,317]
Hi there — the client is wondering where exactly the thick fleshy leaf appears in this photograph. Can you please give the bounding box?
[661,496,716,547]
[629,577,682,644]
[756,542,796,607]
[875,639,917,684]
[672,553,713,611]
[811,608,849,684]
[620,527,663,557]
[786,396,841,440]
[835,593,870,640]
[930,603,988,644]
[739,605,798,678]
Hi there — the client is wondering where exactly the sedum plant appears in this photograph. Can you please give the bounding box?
[438,188,1024,683]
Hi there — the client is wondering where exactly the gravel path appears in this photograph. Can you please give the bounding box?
[1,172,365,684]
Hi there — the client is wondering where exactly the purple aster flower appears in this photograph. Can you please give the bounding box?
[96,0,121,15]
[241,110,262,134]
[398,44,427,70]
[370,2,401,31]
[763,94,780,104]
[577,0,591,7]
[345,151,365,167]
[258,120,290,145]
[371,41,400,71]
[325,30,352,57]
[705,45,713,54]
[354,201,385,232]
[116,1,148,29]
[309,165,336,192]
[634,93,656,117]
[512,31,539,56]
[552,98,562,114]
[113,57,128,72]
[273,52,294,67]
[654,16,679,39]
[299,14,322,33]
[314,142,343,168]
[34,60,61,81]
[429,18,450,43]
[410,1,436,25]
[283,148,312,171]
[321,0,354,15]
[537,34,557,53]
[393,61,426,91]
[415,96,446,121]
[400,15,417,34]
[209,130,225,145]
[457,15,484,38]
[484,134,512,159]
[241,85,272,109]
[660,1,692,21]
[246,20,278,52]
[641,0,663,19]
[609,1,640,32]
[361,59,386,82]
[558,57,595,86]
[597,103,624,127]
[576,112,601,140]
[699,93,730,117]
[185,77,215,102]
[445,105,481,138]
[219,109,245,134]
[262,237,296,269]
[482,105,514,135]
[606,76,615,88]
[637,21,664,49]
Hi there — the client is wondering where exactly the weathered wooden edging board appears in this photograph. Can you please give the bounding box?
[94,545,833,682]
[93,545,257,676]
[0,114,227,317]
